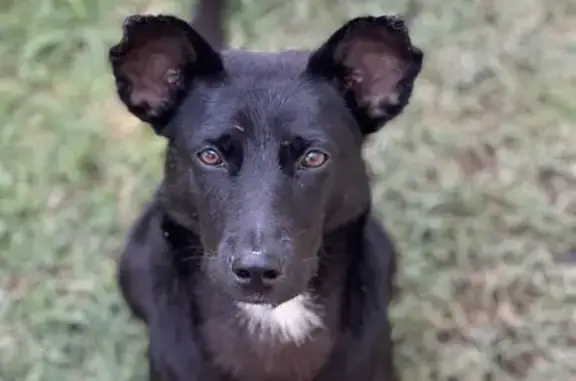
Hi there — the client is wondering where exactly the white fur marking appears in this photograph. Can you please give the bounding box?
[236,294,323,345]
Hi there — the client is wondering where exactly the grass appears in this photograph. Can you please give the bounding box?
[0,0,574,380]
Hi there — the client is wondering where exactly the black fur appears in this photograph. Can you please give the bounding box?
[111,4,423,381]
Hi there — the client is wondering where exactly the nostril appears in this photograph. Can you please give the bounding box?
[233,268,251,280]
[262,269,280,281]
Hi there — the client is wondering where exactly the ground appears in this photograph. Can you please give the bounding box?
[0,0,574,380]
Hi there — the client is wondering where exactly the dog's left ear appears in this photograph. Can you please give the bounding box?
[307,15,423,135]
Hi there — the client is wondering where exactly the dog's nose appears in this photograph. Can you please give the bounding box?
[231,253,283,287]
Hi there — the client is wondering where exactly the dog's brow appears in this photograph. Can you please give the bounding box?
[233,124,245,132]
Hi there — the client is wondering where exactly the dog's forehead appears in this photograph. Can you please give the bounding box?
[175,49,355,145]
[220,50,319,119]
[185,50,338,138]
[221,49,312,78]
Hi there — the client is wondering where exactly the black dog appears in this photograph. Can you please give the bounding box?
[109,5,423,381]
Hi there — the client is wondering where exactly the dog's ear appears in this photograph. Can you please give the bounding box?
[109,14,224,135]
[307,15,423,135]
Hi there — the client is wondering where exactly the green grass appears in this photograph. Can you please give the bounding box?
[0,0,574,380]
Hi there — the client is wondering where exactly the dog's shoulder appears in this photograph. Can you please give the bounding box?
[363,215,398,299]
[363,215,397,254]
[117,197,164,322]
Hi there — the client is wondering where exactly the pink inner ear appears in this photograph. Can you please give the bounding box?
[344,38,407,112]
[119,38,186,113]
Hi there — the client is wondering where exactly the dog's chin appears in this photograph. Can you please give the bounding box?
[227,284,306,307]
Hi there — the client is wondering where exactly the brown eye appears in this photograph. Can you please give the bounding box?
[197,148,223,167]
[300,150,329,169]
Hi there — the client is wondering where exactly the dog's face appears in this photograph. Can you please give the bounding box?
[109,15,423,305]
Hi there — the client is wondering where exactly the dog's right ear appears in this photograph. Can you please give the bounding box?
[109,15,224,135]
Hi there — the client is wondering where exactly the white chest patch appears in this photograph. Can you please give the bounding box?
[236,294,324,345]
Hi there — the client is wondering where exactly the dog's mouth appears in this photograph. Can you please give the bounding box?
[229,286,301,307]
[239,293,276,306]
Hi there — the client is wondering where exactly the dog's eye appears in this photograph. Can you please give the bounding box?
[197,148,224,167]
[300,150,329,169]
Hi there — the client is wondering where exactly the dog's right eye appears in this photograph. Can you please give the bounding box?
[197,148,224,167]
[300,150,329,170]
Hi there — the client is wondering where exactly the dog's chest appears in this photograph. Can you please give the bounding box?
[200,295,335,381]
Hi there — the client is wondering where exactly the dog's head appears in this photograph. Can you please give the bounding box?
[109,14,423,305]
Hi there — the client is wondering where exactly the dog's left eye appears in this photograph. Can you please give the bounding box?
[197,148,224,167]
[300,150,329,169]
